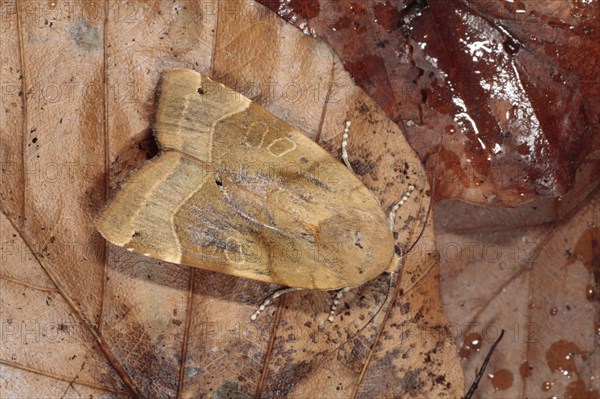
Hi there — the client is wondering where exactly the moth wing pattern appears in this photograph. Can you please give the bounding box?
[97,69,394,290]
[153,69,251,163]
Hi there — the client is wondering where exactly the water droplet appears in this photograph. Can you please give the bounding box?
[503,38,520,54]
[586,284,596,301]
[546,340,579,374]
[550,307,558,316]
[459,332,482,359]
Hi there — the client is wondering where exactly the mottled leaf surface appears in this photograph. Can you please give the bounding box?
[0,1,462,398]
[438,160,599,397]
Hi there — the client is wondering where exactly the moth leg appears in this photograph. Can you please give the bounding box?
[250,287,303,321]
[327,286,352,322]
[341,120,354,172]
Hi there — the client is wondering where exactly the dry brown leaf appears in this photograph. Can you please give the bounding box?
[438,160,600,397]
[0,1,462,397]
[251,1,600,396]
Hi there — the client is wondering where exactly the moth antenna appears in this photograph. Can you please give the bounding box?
[333,120,415,327]
[317,121,442,365]
[342,119,416,234]
[313,118,433,364]
[327,287,352,322]
[322,180,411,325]
[253,122,418,324]
[250,287,303,321]
[341,120,354,171]
[387,184,415,231]
[324,177,409,323]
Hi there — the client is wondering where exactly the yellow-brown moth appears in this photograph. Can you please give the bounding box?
[97,69,412,315]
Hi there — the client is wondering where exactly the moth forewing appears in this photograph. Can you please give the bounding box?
[96,69,395,290]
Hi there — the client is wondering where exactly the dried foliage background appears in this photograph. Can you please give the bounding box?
[259,0,600,206]
[0,1,468,398]
[257,0,600,397]
[1,1,599,398]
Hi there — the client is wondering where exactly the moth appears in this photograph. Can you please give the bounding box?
[96,69,414,320]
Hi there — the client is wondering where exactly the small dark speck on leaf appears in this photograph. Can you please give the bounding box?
[565,249,572,259]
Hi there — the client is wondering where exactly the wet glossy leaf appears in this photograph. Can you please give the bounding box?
[0,1,462,397]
